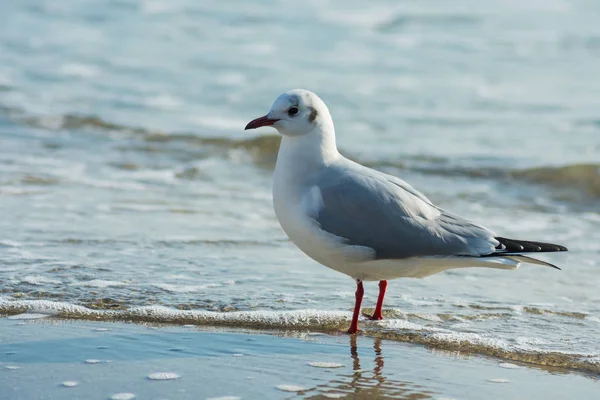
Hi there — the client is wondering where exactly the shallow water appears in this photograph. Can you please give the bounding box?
[1,319,599,400]
[1,0,599,376]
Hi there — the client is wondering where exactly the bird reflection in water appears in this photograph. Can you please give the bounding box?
[305,336,435,399]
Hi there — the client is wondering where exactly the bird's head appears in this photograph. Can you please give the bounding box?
[245,89,332,137]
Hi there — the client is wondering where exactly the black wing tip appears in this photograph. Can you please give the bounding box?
[495,237,568,253]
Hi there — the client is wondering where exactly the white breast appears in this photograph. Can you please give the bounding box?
[273,170,376,279]
[273,174,333,266]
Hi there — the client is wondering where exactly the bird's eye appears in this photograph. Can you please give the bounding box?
[288,107,299,116]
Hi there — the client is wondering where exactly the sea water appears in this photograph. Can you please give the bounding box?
[1,0,599,374]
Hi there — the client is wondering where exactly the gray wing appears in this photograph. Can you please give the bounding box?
[312,164,498,260]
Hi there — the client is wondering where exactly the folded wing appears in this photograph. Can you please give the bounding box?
[312,163,498,260]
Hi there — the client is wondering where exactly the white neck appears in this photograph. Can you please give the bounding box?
[274,125,339,185]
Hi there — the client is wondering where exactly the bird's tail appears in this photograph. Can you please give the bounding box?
[501,254,561,270]
[481,237,568,270]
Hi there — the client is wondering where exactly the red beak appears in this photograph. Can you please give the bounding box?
[244,115,279,130]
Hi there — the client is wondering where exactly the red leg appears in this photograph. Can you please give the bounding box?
[370,280,387,320]
[347,280,364,334]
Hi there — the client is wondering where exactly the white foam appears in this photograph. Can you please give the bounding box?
[77,279,127,288]
[487,378,510,383]
[84,359,103,364]
[430,332,511,351]
[0,299,351,330]
[516,336,550,346]
[380,319,441,332]
[125,306,350,327]
[21,275,61,285]
[61,381,78,387]
[147,372,180,380]
[8,313,50,320]
[110,393,136,400]
[0,299,103,318]
[275,384,307,392]
[308,362,344,369]
[413,313,443,322]
[5,365,21,370]
[589,357,600,365]
[152,283,215,293]
[498,363,520,369]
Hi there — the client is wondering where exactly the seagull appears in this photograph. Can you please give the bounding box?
[245,89,568,334]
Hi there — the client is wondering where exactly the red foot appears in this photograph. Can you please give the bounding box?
[348,280,364,334]
[346,327,360,334]
[370,280,387,321]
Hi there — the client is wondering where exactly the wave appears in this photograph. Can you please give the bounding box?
[3,107,599,200]
[1,298,598,375]
[370,161,600,201]
[512,164,600,198]
[1,107,281,168]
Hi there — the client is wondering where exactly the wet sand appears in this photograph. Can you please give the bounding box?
[0,316,597,400]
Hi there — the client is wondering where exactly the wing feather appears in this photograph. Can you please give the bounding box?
[311,162,497,260]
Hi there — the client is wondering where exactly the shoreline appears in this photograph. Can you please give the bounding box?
[2,298,599,376]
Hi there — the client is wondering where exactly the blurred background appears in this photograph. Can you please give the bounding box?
[1,0,599,366]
